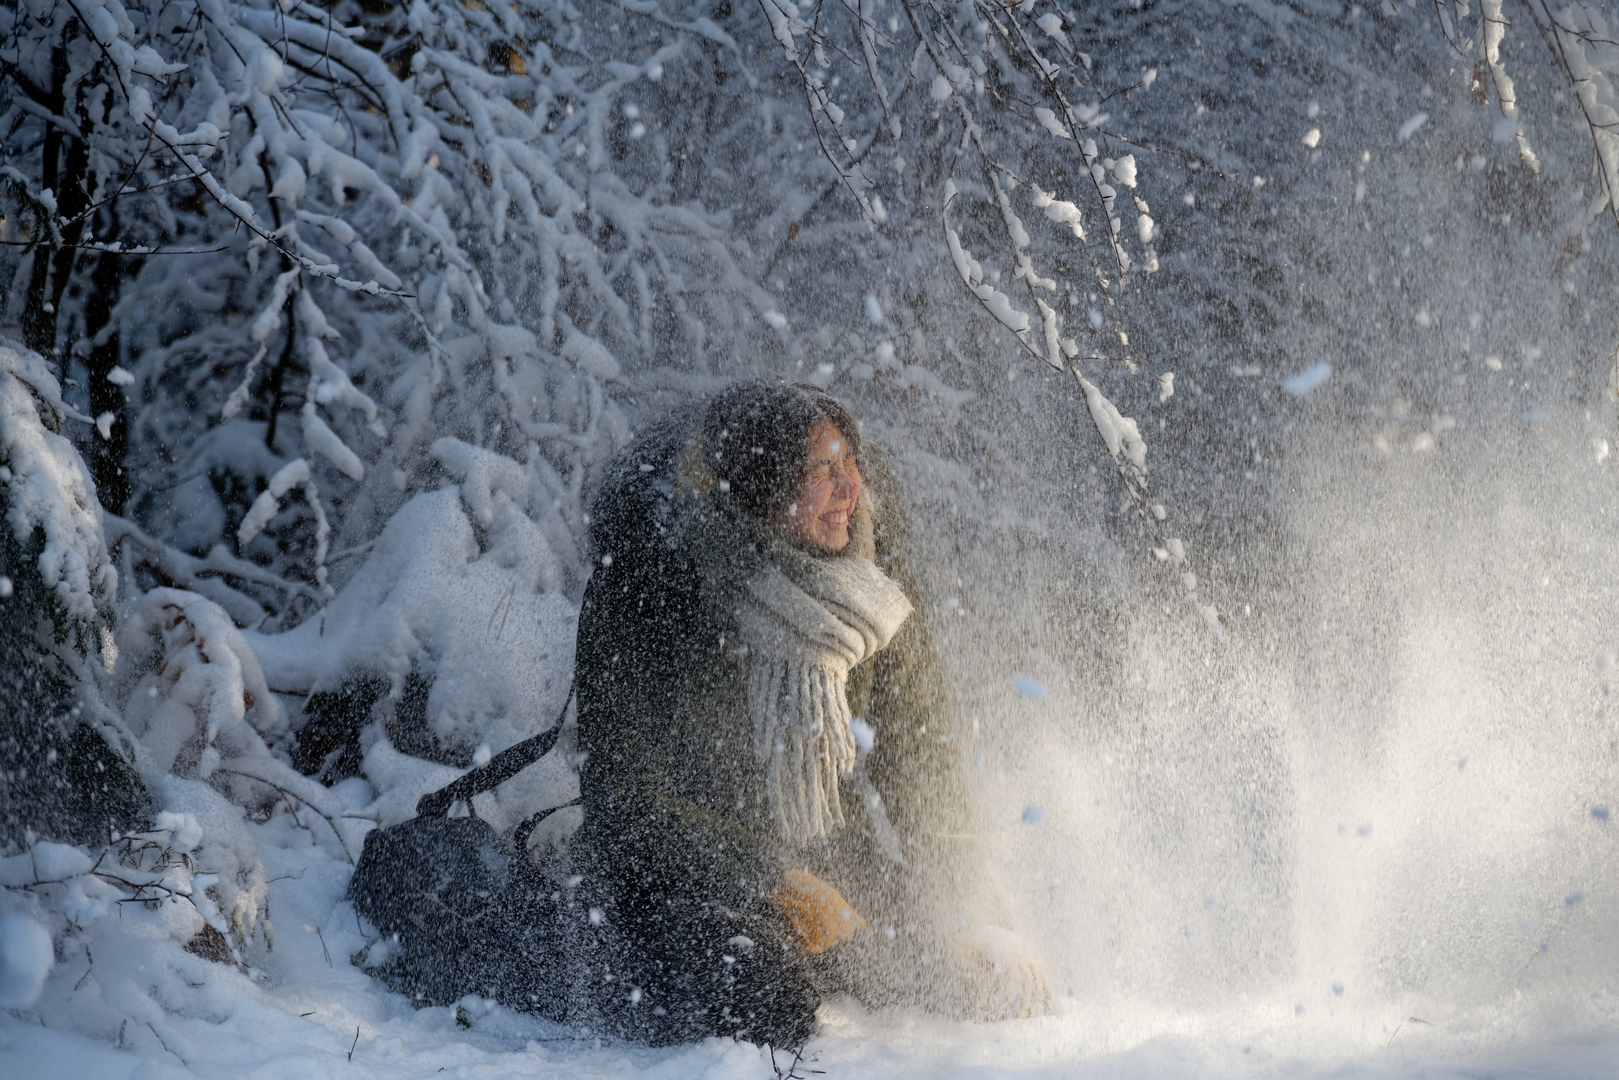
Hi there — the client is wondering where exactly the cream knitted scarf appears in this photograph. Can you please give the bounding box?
[732,545,912,845]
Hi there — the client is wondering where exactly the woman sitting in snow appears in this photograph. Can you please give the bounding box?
[566,380,1047,1046]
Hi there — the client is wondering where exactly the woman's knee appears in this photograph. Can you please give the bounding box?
[592,899,819,1048]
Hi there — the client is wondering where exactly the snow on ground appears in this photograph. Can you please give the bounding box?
[6,819,1612,1080]
[2,776,1615,1080]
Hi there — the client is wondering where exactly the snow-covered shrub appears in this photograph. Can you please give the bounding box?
[0,339,117,646]
[0,338,146,848]
[111,586,373,864]
[0,341,279,1027]
[3,337,310,979]
[246,480,576,771]
[0,782,273,1034]
[116,589,285,792]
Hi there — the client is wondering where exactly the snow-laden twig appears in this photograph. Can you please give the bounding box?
[1521,0,1619,222]
[757,0,883,225]
[747,0,1210,625]
[0,167,64,253]
[1480,0,1542,171]
[105,512,323,626]
[214,757,364,863]
[1071,367,1219,633]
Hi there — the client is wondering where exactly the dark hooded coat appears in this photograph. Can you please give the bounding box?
[569,398,1001,1036]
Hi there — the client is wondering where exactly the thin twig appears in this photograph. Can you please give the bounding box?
[0,239,231,255]
[214,767,356,864]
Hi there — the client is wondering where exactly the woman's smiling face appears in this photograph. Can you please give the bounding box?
[775,417,862,553]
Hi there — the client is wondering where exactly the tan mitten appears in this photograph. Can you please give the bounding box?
[772,869,867,955]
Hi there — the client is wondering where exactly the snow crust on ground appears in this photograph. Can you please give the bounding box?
[0,913,53,1009]
[2,797,1614,1080]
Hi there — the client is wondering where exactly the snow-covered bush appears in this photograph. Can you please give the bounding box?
[4,0,668,629]
[4,338,310,995]
[0,340,278,1049]
[117,589,283,787]
[0,338,117,646]
[244,481,576,771]
[0,338,145,847]
[0,784,273,1023]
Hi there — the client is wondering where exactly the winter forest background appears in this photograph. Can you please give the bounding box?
[3,0,1619,1076]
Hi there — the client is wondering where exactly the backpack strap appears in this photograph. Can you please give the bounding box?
[414,687,573,818]
[511,796,583,853]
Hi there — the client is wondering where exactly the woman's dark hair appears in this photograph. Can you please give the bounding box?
[702,381,861,519]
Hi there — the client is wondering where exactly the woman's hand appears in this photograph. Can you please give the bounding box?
[772,869,867,955]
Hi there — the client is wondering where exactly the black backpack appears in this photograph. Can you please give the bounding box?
[347,696,588,1013]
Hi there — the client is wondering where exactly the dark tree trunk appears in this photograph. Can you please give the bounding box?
[21,43,69,361]
[264,292,300,449]
[83,240,134,513]
[21,27,97,373]
[46,131,93,324]
[257,139,300,452]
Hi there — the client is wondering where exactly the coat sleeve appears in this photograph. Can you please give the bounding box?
[573,552,789,911]
[588,786,789,907]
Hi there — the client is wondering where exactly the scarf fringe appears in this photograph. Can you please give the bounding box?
[747,654,863,844]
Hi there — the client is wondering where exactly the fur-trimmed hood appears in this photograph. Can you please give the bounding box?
[587,402,882,609]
